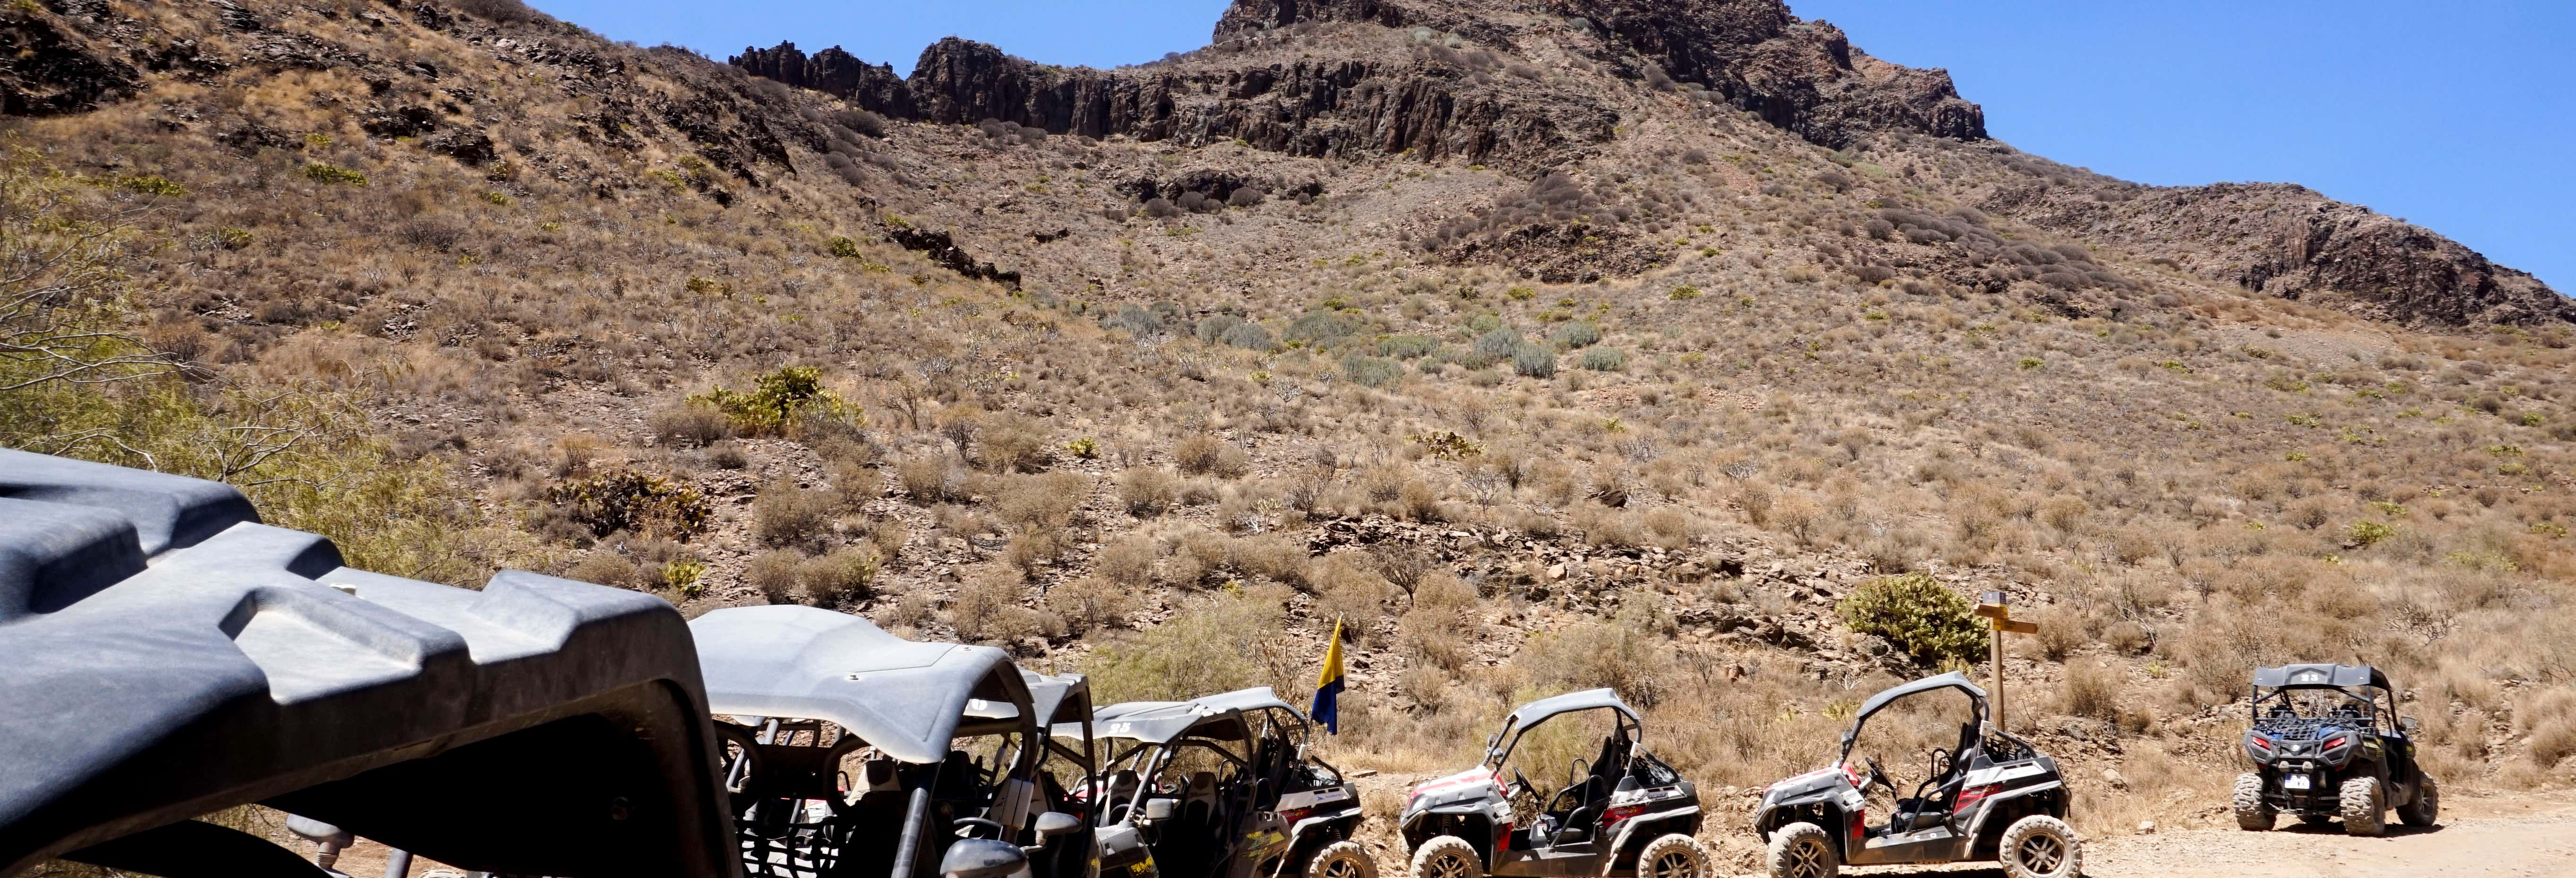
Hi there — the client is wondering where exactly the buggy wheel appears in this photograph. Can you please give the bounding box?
[1407,836,1480,878]
[2231,772,2275,830]
[1764,822,1837,878]
[1998,815,2082,878]
[2340,777,2386,837]
[1638,834,1709,878]
[1308,840,1377,878]
[2398,773,2440,827]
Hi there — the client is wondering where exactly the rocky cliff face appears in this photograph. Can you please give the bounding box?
[1991,180,2573,327]
[730,0,1986,176]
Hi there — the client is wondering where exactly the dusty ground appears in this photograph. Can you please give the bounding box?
[291,788,2576,878]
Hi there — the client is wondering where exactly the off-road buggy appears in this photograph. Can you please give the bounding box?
[2232,663,2437,836]
[691,605,1097,878]
[0,449,738,878]
[1398,690,1707,878]
[1753,672,2077,878]
[1066,687,1372,878]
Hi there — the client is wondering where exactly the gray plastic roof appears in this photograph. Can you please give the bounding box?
[2254,664,2390,692]
[1023,670,1092,727]
[689,605,1032,764]
[1506,688,1638,728]
[1075,686,1304,744]
[1843,672,1990,750]
[0,449,736,877]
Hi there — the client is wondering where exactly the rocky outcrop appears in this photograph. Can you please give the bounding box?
[1994,180,2571,327]
[733,36,1618,173]
[1209,0,1984,148]
[0,11,138,116]
[730,41,916,118]
[2241,194,2571,326]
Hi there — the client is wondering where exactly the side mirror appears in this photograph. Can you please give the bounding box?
[1035,811,1082,838]
[940,837,1030,878]
[1143,798,1177,821]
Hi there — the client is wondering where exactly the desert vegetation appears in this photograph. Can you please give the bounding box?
[5,0,2574,860]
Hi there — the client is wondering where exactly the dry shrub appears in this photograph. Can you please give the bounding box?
[707,440,749,470]
[1395,479,1444,522]
[1736,481,1774,524]
[1080,585,1303,704]
[649,400,730,447]
[799,548,879,605]
[748,548,805,603]
[1642,507,1695,549]
[2520,688,2576,771]
[1047,574,1141,633]
[868,520,910,559]
[949,569,1051,643]
[1006,527,1070,574]
[1313,553,1393,643]
[898,453,962,504]
[1359,465,1407,503]
[1093,536,1159,589]
[978,411,1052,473]
[1232,533,1312,588]
[1174,434,1251,478]
[2058,658,2122,722]
[2030,604,2089,661]
[1516,605,1676,707]
[996,472,1092,528]
[754,481,838,548]
[566,550,646,590]
[1166,528,1229,587]
[1119,467,1180,516]
[1398,573,1479,671]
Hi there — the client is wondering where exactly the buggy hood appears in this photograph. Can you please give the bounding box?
[691,605,1033,764]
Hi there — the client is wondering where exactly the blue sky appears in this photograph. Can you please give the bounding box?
[529,0,2572,290]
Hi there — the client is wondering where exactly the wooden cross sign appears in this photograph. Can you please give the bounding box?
[1975,591,2040,732]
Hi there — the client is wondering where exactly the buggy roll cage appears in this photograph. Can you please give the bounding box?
[2247,664,2397,732]
[691,606,1062,878]
[1837,672,1993,763]
[1482,688,1642,771]
[1057,687,1337,824]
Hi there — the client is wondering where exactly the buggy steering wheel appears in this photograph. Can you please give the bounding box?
[1860,757,1892,795]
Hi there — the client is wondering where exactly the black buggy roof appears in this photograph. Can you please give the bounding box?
[2254,664,2390,692]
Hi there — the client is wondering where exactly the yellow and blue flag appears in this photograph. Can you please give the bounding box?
[1312,618,1346,734]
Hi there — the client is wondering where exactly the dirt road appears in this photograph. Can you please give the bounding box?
[2081,793,2576,878]
[1704,790,2576,878]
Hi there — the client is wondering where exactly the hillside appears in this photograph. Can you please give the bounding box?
[6,0,2575,855]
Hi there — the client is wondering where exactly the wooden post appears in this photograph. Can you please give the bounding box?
[1974,592,2039,734]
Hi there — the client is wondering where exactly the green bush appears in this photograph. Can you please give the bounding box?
[1668,285,1701,301]
[689,365,851,436]
[1576,347,1627,371]
[2347,520,2396,548]
[1342,353,1401,388]
[1511,345,1557,378]
[1474,327,1524,359]
[828,235,863,258]
[302,163,367,186]
[1379,334,1439,359]
[1838,573,1985,666]
[1550,321,1602,349]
